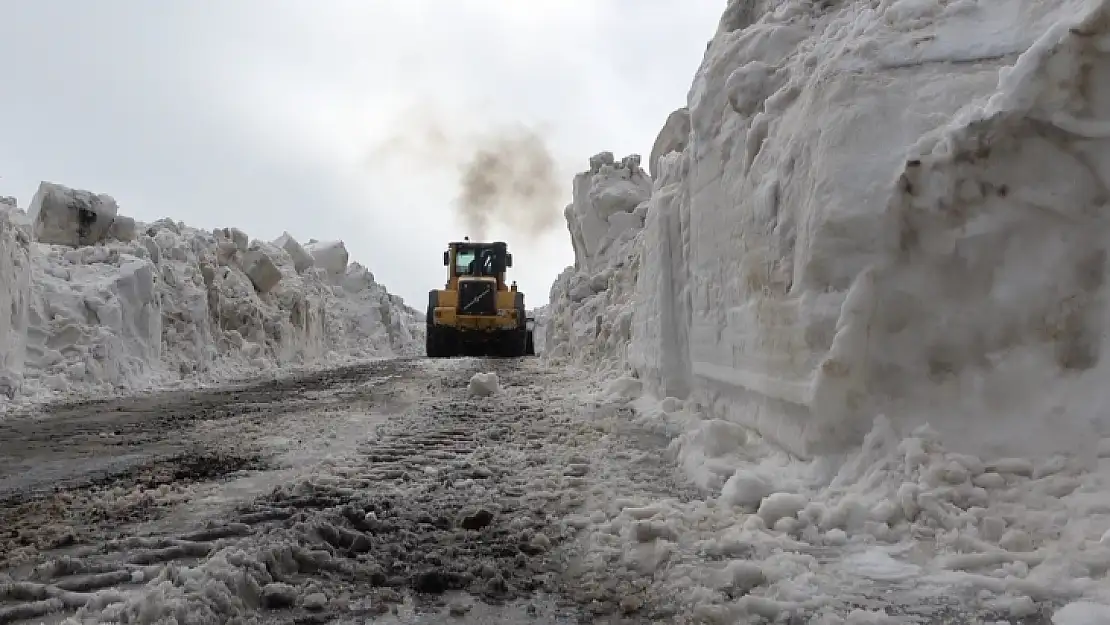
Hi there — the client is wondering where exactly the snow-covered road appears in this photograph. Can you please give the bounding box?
[0,357,1082,624]
[0,357,691,624]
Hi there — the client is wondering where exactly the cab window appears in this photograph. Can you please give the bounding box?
[455,249,477,274]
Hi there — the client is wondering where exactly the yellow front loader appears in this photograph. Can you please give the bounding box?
[426,238,536,358]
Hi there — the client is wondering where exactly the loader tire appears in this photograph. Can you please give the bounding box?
[491,332,508,358]
[426,322,453,358]
[525,330,535,356]
[516,329,529,357]
[425,322,439,358]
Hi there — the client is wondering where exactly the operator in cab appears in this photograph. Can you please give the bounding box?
[466,249,497,276]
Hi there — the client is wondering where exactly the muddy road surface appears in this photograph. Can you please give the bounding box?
[0,357,696,625]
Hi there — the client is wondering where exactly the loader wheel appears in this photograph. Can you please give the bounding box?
[427,323,454,358]
[490,333,508,358]
[500,328,527,358]
[440,327,457,358]
[525,330,535,356]
[515,329,528,357]
[425,323,439,358]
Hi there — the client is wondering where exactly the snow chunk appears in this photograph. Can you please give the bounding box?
[273,231,314,274]
[28,181,118,246]
[240,249,282,293]
[468,372,500,396]
[721,469,774,508]
[725,61,778,116]
[302,592,328,611]
[305,240,348,281]
[631,519,678,543]
[340,262,376,293]
[217,227,249,253]
[107,214,136,242]
[716,560,766,593]
[756,492,807,526]
[648,107,691,178]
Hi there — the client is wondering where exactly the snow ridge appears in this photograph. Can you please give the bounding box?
[0,183,422,408]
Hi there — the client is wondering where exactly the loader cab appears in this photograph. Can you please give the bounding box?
[443,238,513,289]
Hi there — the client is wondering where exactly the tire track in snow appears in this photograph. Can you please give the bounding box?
[0,359,415,623]
[0,357,678,624]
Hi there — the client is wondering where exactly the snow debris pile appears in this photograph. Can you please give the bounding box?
[545,0,1110,619]
[0,181,422,405]
[568,401,1110,621]
[468,371,500,397]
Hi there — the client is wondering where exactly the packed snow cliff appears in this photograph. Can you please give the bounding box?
[545,152,651,379]
[544,0,1110,618]
[0,181,422,407]
[547,0,1110,461]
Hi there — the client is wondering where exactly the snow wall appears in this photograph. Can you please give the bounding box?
[0,183,423,405]
[546,0,1110,461]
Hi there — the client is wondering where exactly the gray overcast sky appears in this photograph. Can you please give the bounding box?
[0,0,721,307]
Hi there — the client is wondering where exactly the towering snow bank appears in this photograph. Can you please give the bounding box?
[541,1,1110,617]
[550,0,1110,460]
[680,0,1110,459]
[544,153,651,378]
[0,184,422,406]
